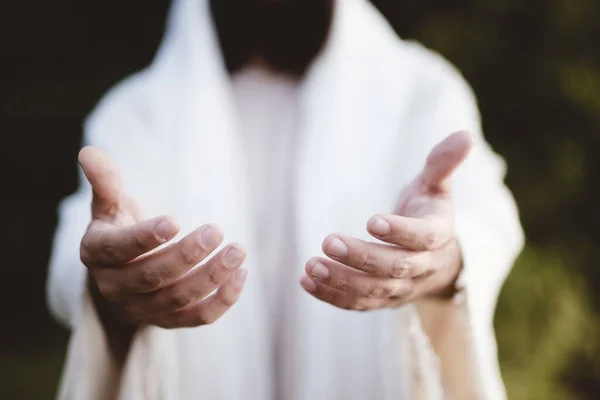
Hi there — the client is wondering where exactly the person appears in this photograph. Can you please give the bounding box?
[47,0,524,399]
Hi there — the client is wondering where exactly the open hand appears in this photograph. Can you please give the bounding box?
[78,147,248,329]
[300,131,473,311]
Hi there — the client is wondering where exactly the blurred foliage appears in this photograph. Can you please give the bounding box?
[373,0,600,398]
[497,248,599,399]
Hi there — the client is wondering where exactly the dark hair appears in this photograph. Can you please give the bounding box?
[210,0,334,76]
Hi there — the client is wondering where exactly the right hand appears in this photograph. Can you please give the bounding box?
[78,147,248,329]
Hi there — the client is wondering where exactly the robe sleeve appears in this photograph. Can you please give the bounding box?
[45,117,128,399]
[415,63,524,400]
[47,77,143,328]
[47,172,92,328]
[46,77,178,400]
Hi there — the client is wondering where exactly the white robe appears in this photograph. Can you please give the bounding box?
[47,0,524,399]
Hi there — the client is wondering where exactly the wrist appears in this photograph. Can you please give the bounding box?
[88,275,138,364]
[426,239,463,300]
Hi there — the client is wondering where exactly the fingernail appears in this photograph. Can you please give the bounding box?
[223,246,245,269]
[155,218,177,240]
[235,268,248,284]
[326,237,348,258]
[310,262,330,279]
[369,216,391,236]
[201,226,222,248]
[301,276,317,292]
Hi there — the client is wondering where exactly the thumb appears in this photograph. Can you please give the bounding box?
[421,131,473,192]
[78,146,124,219]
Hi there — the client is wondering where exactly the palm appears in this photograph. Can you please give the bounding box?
[394,177,453,222]
[301,131,475,310]
[78,146,249,331]
[395,130,473,223]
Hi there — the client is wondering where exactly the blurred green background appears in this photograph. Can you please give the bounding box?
[2,0,599,398]
[374,1,600,398]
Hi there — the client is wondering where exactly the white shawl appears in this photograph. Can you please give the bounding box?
[48,0,524,399]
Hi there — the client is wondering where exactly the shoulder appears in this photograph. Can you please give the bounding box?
[386,39,484,156]
[400,40,477,106]
[387,39,482,137]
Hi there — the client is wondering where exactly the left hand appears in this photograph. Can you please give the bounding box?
[300,131,473,311]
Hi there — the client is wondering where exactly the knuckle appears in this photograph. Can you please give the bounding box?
[170,290,195,309]
[398,223,416,242]
[179,243,199,266]
[367,282,390,298]
[380,283,396,298]
[421,232,438,250]
[96,281,118,301]
[206,268,224,286]
[218,292,237,308]
[390,258,412,279]
[397,281,416,299]
[133,229,150,252]
[330,275,349,292]
[103,201,120,217]
[102,241,119,262]
[356,247,374,271]
[366,283,383,298]
[138,268,164,291]
[193,310,215,327]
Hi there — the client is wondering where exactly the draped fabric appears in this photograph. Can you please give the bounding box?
[47,0,524,398]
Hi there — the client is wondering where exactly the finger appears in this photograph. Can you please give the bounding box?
[322,234,432,278]
[78,146,125,219]
[300,277,389,312]
[305,257,414,299]
[128,243,247,316]
[94,224,224,297]
[81,216,180,266]
[421,131,473,192]
[150,268,248,329]
[367,214,451,250]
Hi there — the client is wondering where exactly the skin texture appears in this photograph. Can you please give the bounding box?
[78,132,471,362]
[78,148,249,361]
[300,131,473,311]
[79,1,333,363]
[76,3,472,359]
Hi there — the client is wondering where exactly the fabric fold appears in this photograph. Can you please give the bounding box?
[51,0,523,398]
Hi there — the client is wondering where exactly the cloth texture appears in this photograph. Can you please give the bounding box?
[47,0,524,398]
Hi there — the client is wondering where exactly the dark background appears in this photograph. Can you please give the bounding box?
[1,0,599,398]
